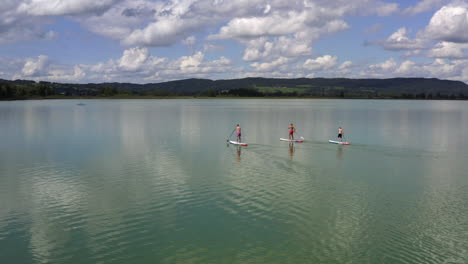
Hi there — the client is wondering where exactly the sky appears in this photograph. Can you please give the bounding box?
[0,0,467,84]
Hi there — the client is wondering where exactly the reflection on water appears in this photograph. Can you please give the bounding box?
[336,145,344,160]
[0,99,468,264]
[236,146,242,163]
[288,142,295,160]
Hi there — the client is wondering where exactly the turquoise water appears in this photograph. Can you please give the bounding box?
[1,99,467,263]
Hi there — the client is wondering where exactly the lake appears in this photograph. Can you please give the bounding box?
[1,99,467,264]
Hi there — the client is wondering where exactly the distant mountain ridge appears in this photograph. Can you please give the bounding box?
[1,77,468,99]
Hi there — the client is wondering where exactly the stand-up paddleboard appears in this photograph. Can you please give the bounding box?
[328,140,350,145]
[280,138,304,143]
[229,140,248,146]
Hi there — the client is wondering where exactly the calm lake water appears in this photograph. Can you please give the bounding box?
[1,99,467,264]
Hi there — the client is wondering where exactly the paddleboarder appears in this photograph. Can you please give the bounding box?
[235,124,242,142]
[338,127,343,142]
[288,123,296,140]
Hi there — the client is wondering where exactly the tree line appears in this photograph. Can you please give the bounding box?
[1,77,468,100]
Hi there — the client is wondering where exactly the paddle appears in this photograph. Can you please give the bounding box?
[294,130,304,141]
[227,128,236,142]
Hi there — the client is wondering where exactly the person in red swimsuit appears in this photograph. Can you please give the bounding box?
[235,124,242,142]
[288,123,296,140]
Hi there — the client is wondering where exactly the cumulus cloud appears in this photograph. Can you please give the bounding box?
[0,56,25,79]
[303,55,338,71]
[5,0,468,84]
[428,42,468,58]
[209,7,349,41]
[84,49,237,83]
[0,1,56,44]
[17,0,122,16]
[425,58,458,76]
[0,0,399,57]
[242,36,311,62]
[122,17,204,46]
[183,36,196,47]
[395,60,418,75]
[362,58,398,77]
[22,55,49,76]
[421,3,468,43]
[47,65,86,82]
[76,0,158,41]
[403,50,423,57]
[403,0,450,15]
[203,43,224,52]
[339,61,353,70]
[109,0,400,60]
[179,52,204,70]
[209,11,311,39]
[118,47,149,71]
[250,57,290,72]
[359,57,468,82]
[378,27,426,50]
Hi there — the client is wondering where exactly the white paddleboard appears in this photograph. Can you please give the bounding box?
[328,140,350,145]
[229,140,248,146]
[280,138,304,143]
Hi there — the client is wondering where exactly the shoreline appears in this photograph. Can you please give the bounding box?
[2,95,467,101]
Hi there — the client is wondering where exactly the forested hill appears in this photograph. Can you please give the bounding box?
[1,77,468,99]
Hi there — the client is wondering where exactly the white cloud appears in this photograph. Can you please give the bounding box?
[421,3,468,43]
[118,47,149,71]
[203,43,224,52]
[303,55,338,71]
[183,36,196,47]
[242,36,312,62]
[339,61,353,70]
[403,0,449,15]
[379,27,426,50]
[0,56,25,79]
[209,11,310,39]
[403,50,423,57]
[250,57,290,72]
[359,57,468,82]
[374,2,399,16]
[47,65,86,82]
[395,60,418,75]
[362,58,398,77]
[76,0,158,41]
[84,49,236,83]
[371,58,397,71]
[0,1,55,44]
[179,52,204,70]
[22,55,49,76]
[423,58,459,77]
[0,0,400,48]
[428,42,468,58]
[263,4,271,14]
[122,17,204,47]
[461,65,468,82]
[17,0,122,16]
[209,6,350,41]
[5,0,468,84]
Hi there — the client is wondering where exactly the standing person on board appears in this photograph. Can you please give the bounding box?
[288,123,296,140]
[235,124,242,142]
[338,127,344,142]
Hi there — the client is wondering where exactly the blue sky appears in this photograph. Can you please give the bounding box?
[0,0,467,83]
